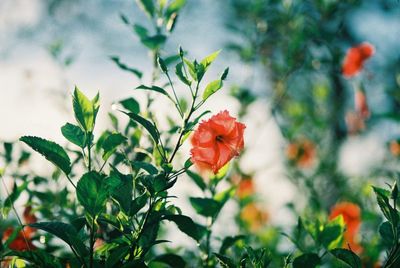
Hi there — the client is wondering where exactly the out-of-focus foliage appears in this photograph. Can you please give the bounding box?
[2,0,400,267]
[225,0,400,266]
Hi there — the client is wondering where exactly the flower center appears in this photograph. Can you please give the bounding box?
[216,135,224,142]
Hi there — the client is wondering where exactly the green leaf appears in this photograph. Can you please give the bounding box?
[4,142,13,163]
[292,253,321,268]
[219,235,245,254]
[135,85,173,101]
[163,214,206,242]
[20,136,71,174]
[136,0,155,18]
[202,79,223,100]
[30,222,88,257]
[186,170,206,191]
[132,161,158,174]
[200,50,221,70]
[101,132,127,161]
[157,56,168,73]
[109,168,133,214]
[330,248,361,268]
[183,58,197,80]
[4,250,62,268]
[214,187,236,204]
[106,245,130,268]
[124,112,160,144]
[152,253,186,268]
[133,24,149,39]
[175,62,191,86]
[142,35,167,50]
[379,221,395,246]
[1,181,28,218]
[61,123,86,148]
[373,186,399,225]
[76,171,110,216]
[214,253,236,268]
[189,197,221,217]
[120,97,140,114]
[110,56,142,79]
[130,193,148,216]
[221,67,229,80]
[320,215,345,249]
[72,86,100,132]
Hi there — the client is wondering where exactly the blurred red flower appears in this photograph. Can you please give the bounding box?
[1,205,37,251]
[190,110,245,174]
[329,202,362,253]
[342,42,375,78]
[2,228,36,251]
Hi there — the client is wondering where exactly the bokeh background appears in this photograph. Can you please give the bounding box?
[1,0,400,253]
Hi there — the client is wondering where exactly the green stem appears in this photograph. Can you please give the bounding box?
[204,216,215,268]
[89,216,96,268]
[168,82,200,163]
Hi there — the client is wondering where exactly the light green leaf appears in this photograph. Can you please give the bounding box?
[165,0,187,18]
[20,136,71,175]
[136,0,155,18]
[202,79,223,100]
[72,86,100,132]
[200,50,221,70]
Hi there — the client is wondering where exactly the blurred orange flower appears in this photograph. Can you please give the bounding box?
[390,140,400,157]
[240,203,268,232]
[191,110,245,174]
[342,42,375,78]
[237,178,255,199]
[329,202,362,253]
[286,139,316,168]
[345,111,366,135]
[354,90,370,119]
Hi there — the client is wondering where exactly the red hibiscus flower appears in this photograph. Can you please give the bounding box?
[342,42,375,78]
[190,110,245,174]
[329,202,362,253]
